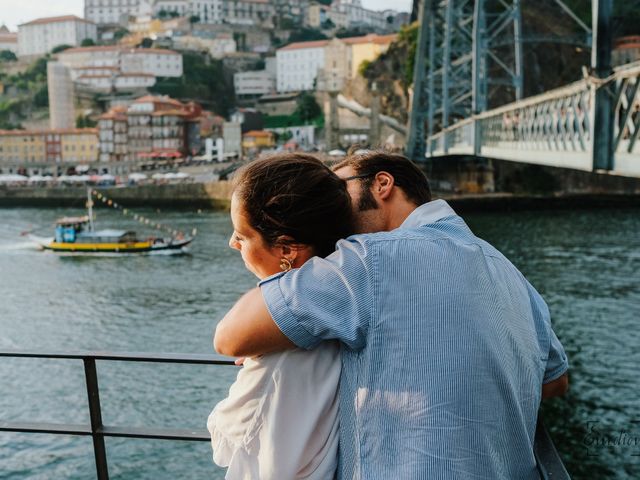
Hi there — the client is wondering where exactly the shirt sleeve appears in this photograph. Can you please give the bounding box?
[526,280,569,383]
[259,236,374,351]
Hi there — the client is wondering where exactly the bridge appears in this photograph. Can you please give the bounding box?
[406,0,640,178]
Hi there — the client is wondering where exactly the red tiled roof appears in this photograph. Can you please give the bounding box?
[615,35,640,49]
[118,73,155,77]
[76,66,118,71]
[341,34,398,45]
[133,95,184,107]
[77,74,112,79]
[0,128,97,136]
[19,15,95,27]
[279,40,330,51]
[0,33,17,43]
[61,46,179,55]
[125,48,180,55]
[243,130,273,137]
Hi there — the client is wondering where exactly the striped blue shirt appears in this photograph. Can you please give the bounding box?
[259,200,568,480]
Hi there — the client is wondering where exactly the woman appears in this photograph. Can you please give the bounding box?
[207,153,354,479]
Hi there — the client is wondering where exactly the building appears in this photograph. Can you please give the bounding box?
[56,46,183,92]
[276,40,328,92]
[234,70,276,98]
[613,36,640,66]
[342,33,396,79]
[241,130,275,152]
[222,0,275,27]
[47,62,76,130]
[97,106,128,163]
[172,34,236,59]
[154,0,224,24]
[331,0,393,31]
[223,122,242,156]
[85,0,142,26]
[0,128,98,169]
[307,2,347,29]
[277,34,395,93]
[98,95,202,163]
[17,16,97,58]
[0,25,18,54]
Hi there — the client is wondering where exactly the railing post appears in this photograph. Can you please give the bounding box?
[83,358,109,480]
[591,0,614,171]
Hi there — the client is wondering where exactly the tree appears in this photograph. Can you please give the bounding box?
[139,37,153,48]
[0,50,17,62]
[189,15,201,24]
[114,28,129,41]
[51,44,72,54]
[81,38,96,47]
[76,114,97,128]
[288,28,328,43]
[294,92,322,124]
[158,9,169,19]
[321,18,336,30]
[149,51,235,116]
[33,85,49,108]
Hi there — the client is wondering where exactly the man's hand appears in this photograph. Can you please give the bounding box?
[214,287,295,357]
[541,373,569,399]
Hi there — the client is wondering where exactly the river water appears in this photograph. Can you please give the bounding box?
[0,206,638,479]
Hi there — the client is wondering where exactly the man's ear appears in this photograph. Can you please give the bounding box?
[374,171,395,200]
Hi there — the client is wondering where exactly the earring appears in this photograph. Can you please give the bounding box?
[279,258,292,272]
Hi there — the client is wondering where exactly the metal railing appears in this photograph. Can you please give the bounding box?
[0,350,570,480]
[0,350,234,480]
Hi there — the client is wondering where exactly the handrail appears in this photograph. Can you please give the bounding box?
[0,350,235,480]
[0,350,570,479]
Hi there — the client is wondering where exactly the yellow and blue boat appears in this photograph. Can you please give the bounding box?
[30,189,193,254]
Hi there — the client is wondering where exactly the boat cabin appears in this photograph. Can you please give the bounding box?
[55,216,90,243]
[75,230,139,244]
[54,216,138,244]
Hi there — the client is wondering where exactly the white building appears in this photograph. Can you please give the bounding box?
[153,0,223,24]
[234,70,276,98]
[276,40,328,93]
[332,0,391,31]
[222,0,275,27]
[47,62,75,130]
[85,0,141,26]
[57,46,182,92]
[18,15,97,58]
[0,26,18,54]
[173,35,236,59]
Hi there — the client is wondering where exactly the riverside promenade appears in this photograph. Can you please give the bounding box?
[2,180,640,212]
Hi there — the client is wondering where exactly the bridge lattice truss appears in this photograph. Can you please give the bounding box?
[407,0,640,178]
[426,63,640,177]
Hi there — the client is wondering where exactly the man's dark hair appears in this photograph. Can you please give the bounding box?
[333,150,432,207]
[233,153,354,257]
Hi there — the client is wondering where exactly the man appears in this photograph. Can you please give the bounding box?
[215,151,569,479]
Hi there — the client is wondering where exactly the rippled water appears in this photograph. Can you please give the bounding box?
[1,206,639,479]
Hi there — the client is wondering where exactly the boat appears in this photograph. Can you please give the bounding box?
[29,189,194,254]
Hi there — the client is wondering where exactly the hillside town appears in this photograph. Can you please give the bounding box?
[0,0,411,183]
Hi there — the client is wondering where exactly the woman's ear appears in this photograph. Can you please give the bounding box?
[275,235,298,261]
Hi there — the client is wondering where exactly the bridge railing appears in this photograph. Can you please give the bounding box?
[0,349,570,480]
[0,350,234,480]
[426,62,640,178]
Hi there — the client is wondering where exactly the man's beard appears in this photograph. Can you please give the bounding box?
[358,183,378,211]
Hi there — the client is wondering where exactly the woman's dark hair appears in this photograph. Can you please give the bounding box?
[334,150,431,207]
[233,153,354,257]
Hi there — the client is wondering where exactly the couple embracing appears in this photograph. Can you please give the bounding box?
[207,151,569,480]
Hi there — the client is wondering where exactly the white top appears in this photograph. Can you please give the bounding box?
[207,342,340,480]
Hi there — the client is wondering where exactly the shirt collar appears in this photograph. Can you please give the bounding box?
[400,199,457,229]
